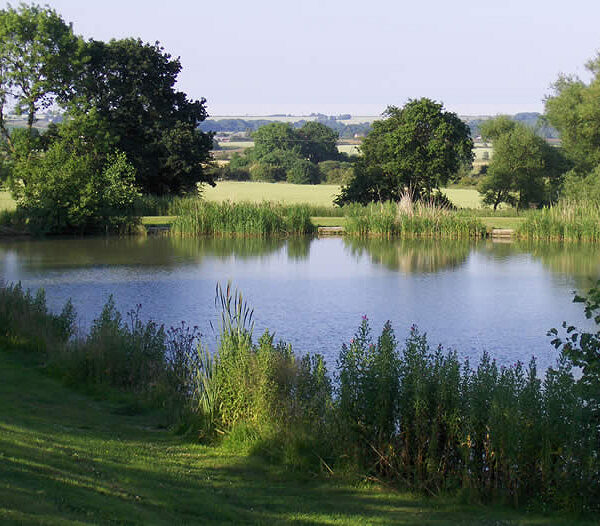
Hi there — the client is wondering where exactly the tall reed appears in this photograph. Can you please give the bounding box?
[518,200,600,242]
[170,199,314,237]
[344,200,486,239]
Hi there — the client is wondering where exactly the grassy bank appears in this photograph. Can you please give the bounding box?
[343,201,487,238]
[4,350,585,525]
[170,199,315,236]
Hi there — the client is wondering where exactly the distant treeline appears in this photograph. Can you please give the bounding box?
[201,112,559,140]
[199,117,373,138]
[466,112,559,140]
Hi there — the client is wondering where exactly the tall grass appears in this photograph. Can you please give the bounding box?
[518,200,600,242]
[344,200,486,239]
[170,199,314,237]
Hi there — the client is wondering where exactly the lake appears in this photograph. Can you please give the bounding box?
[1,235,598,371]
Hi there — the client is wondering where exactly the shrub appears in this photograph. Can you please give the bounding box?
[286,159,322,184]
[318,160,355,185]
[14,144,139,234]
[249,162,286,182]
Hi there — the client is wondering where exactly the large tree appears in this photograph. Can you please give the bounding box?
[545,54,600,175]
[65,38,213,194]
[478,118,568,210]
[0,4,82,146]
[297,121,339,163]
[336,98,473,205]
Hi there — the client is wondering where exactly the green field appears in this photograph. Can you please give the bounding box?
[473,145,493,161]
[203,181,343,207]
[337,144,361,155]
[0,191,16,212]
[1,349,590,524]
[1,185,487,213]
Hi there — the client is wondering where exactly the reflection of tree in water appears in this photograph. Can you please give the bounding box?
[0,236,290,271]
[168,236,286,261]
[286,237,311,261]
[478,240,600,288]
[344,238,472,273]
[0,237,178,269]
[519,241,600,288]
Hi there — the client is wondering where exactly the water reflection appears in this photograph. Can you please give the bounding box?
[476,240,600,287]
[344,238,472,273]
[0,236,291,271]
[1,235,599,372]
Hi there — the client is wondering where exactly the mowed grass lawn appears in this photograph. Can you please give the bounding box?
[0,349,590,525]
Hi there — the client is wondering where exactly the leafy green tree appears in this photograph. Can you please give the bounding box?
[297,121,339,163]
[11,116,137,234]
[65,38,213,194]
[252,123,300,160]
[336,99,473,205]
[0,4,82,144]
[545,54,600,174]
[478,118,568,210]
[286,159,322,184]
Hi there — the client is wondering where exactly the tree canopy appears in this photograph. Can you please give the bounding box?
[335,99,473,205]
[64,38,213,194]
[545,53,600,175]
[0,4,82,143]
[478,117,568,209]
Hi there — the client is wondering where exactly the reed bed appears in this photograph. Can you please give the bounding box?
[518,201,600,242]
[344,201,486,239]
[169,199,314,237]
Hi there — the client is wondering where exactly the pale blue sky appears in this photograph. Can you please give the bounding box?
[3,0,600,116]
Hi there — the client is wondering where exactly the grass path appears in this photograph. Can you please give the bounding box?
[0,349,590,525]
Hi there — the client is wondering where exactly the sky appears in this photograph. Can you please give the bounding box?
[3,0,600,117]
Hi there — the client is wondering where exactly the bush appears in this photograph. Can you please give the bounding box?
[318,160,354,185]
[249,162,286,182]
[14,144,139,234]
[286,159,322,184]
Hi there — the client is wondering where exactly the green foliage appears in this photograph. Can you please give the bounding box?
[12,125,139,234]
[478,118,568,210]
[343,200,486,239]
[297,121,339,163]
[170,199,315,237]
[318,160,354,184]
[517,200,600,242]
[65,38,213,194]
[336,317,400,471]
[0,3,82,135]
[249,161,286,182]
[337,99,473,205]
[286,158,322,184]
[0,281,75,352]
[545,55,600,174]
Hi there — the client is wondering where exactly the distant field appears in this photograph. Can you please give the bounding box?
[0,191,16,211]
[473,145,493,161]
[204,182,484,209]
[217,141,253,150]
[337,144,361,155]
[204,181,342,207]
[215,141,361,156]
[443,188,483,208]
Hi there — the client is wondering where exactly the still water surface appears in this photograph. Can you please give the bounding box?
[1,236,599,371]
